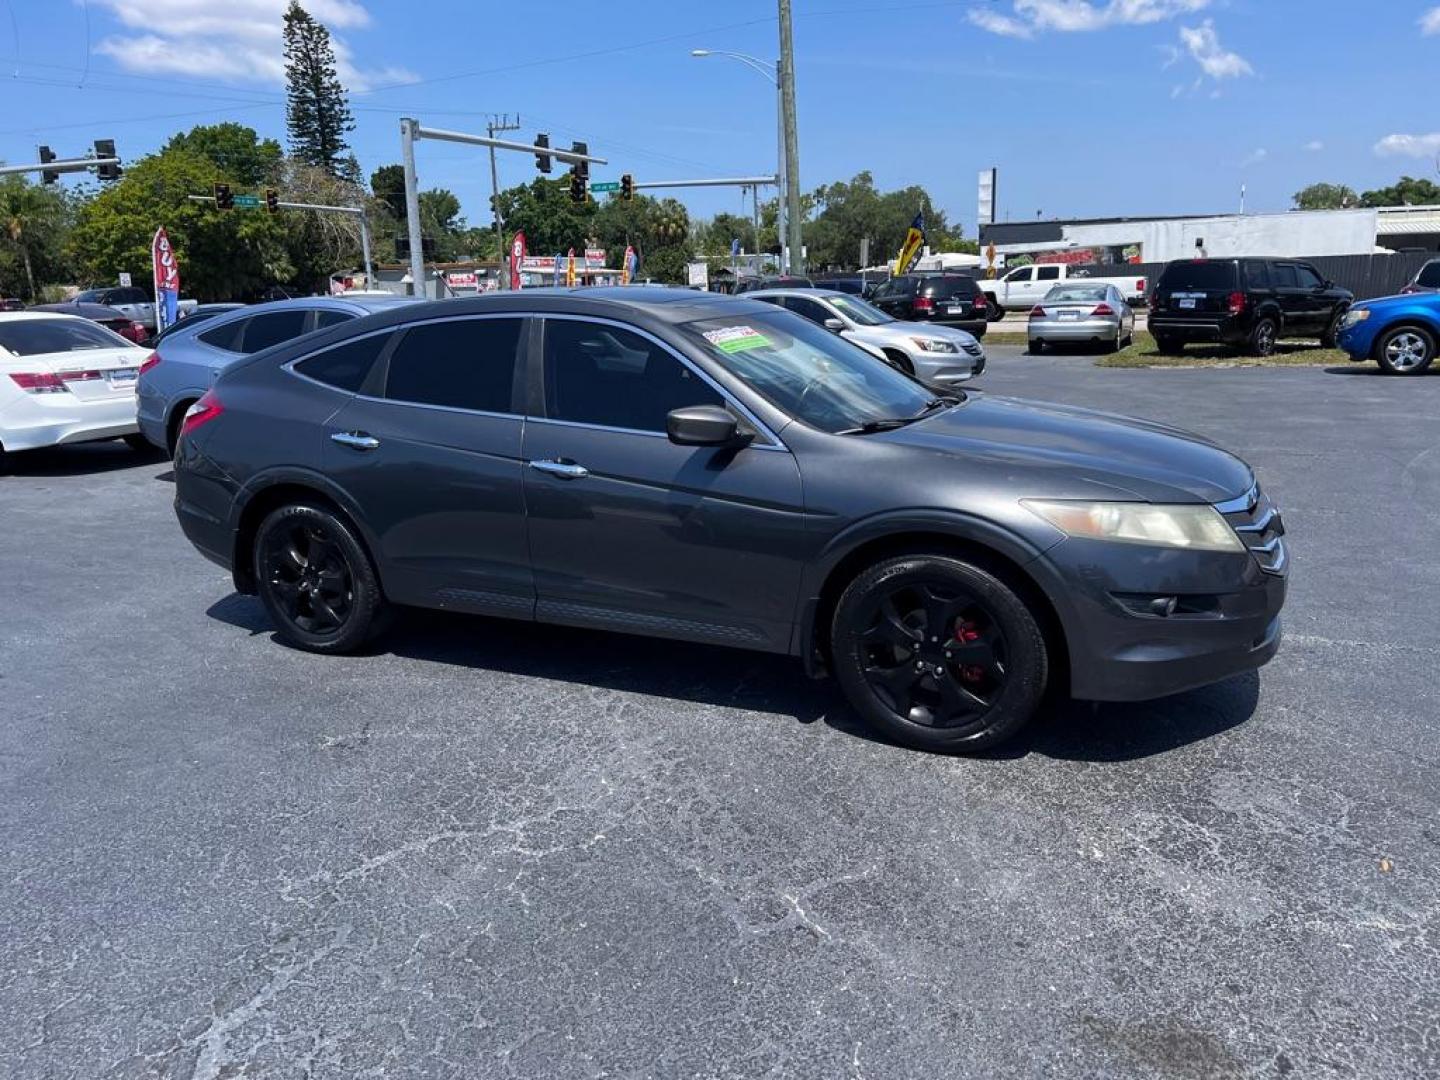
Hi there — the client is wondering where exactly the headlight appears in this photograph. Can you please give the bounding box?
[1022,500,1244,552]
[1340,308,1369,328]
[910,337,958,353]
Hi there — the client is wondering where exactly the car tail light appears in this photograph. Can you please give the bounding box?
[127,321,147,342]
[1029,305,1046,318]
[139,352,161,376]
[180,390,224,438]
[913,296,934,313]
[8,371,69,394]
[1227,291,1246,316]
[1092,303,1115,316]
[1136,279,1147,295]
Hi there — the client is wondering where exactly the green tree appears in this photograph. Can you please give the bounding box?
[70,149,292,301]
[1360,176,1440,207]
[1292,182,1358,210]
[494,177,596,254]
[805,172,953,271]
[370,163,406,221]
[591,195,692,283]
[283,0,354,176]
[269,156,371,289]
[695,212,757,258]
[0,176,74,300]
[163,123,282,188]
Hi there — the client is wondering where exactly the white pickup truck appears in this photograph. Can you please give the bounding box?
[979,264,1148,319]
[71,286,198,331]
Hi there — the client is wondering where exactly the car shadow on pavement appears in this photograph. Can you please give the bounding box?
[208,597,1261,760]
[1322,366,1437,377]
[1,441,165,477]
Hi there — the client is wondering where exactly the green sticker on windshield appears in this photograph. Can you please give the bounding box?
[702,325,772,353]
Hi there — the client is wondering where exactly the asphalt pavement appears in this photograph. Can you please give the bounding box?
[2,347,1437,1079]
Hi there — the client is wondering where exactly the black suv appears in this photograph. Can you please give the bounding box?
[868,274,989,337]
[1149,258,1353,355]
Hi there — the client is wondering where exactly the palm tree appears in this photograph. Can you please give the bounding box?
[0,177,67,301]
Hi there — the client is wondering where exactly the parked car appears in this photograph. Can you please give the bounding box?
[749,287,985,387]
[1,298,24,312]
[981,263,1148,319]
[171,289,1287,755]
[868,274,989,337]
[733,276,814,294]
[137,295,413,454]
[1336,291,1440,375]
[29,301,148,344]
[812,277,865,295]
[1399,258,1440,295]
[142,303,246,348]
[1149,258,1353,356]
[1027,283,1135,353]
[0,312,151,469]
[70,286,197,331]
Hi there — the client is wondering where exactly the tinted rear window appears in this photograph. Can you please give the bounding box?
[1417,262,1440,287]
[1158,261,1238,291]
[0,318,131,356]
[295,333,391,392]
[922,277,979,299]
[240,310,311,353]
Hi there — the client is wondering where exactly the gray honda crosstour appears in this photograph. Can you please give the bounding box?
[172,288,1286,753]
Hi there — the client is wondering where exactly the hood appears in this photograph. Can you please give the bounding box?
[883,394,1253,504]
[1356,292,1439,312]
[857,322,979,348]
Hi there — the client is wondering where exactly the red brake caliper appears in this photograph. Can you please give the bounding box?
[953,619,985,684]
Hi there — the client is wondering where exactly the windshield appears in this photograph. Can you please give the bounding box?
[828,295,893,326]
[1045,285,1107,302]
[682,311,934,434]
[0,318,133,356]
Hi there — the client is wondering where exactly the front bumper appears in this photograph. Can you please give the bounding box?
[911,350,984,387]
[1335,321,1379,361]
[0,392,138,452]
[1035,534,1288,702]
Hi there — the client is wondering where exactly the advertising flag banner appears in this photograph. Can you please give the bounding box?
[621,245,638,285]
[151,227,180,332]
[510,231,527,290]
[893,212,926,277]
[566,248,577,287]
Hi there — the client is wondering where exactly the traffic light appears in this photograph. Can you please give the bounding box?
[533,133,551,174]
[264,188,280,213]
[568,169,586,204]
[570,141,589,183]
[213,183,234,210]
[620,173,634,201]
[38,146,58,185]
[93,139,121,181]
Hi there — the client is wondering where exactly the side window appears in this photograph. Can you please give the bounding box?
[294,333,392,393]
[240,310,312,353]
[1271,264,1299,289]
[1005,267,1033,283]
[121,288,148,305]
[1294,265,1324,289]
[315,310,354,330]
[544,319,721,433]
[1417,262,1440,287]
[783,297,833,325]
[1246,262,1272,289]
[384,317,523,413]
[198,319,245,352]
[1036,266,1061,281]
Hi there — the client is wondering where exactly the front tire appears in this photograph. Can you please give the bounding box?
[254,503,389,653]
[1375,325,1435,375]
[1321,306,1347,349]
[830,554,1048,753]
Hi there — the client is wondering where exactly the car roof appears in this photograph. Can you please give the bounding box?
[747,288,847,301]
[0,310,95,323]
[28,302,131,318]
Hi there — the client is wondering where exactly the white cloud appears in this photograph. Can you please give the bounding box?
[1178,19,1253,80]
[1239,148,1267,168]
[969,0,1208,36]
[1374,132,1440,158]
[1303,140,1324,152]
[91,0,413,90]
[1421,6,1440,34]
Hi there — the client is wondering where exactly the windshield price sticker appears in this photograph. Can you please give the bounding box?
[703,325,772,353]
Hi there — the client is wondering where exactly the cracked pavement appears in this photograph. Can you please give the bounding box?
[1,351,1437,1078]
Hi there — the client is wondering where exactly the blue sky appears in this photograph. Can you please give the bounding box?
[2,0,1438,237]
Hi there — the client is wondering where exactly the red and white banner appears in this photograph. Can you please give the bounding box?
[509,231,526,290]
[584,247,606,267]
[446,271,478,289]
[151,227,180,332]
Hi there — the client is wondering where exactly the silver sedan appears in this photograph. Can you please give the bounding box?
[1027,282,1135,353]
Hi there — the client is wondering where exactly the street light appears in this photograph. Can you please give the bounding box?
[691,47,787,274]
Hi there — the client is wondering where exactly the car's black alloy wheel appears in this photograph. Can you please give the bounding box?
[831,555,1048,753]
[255,503,388,652]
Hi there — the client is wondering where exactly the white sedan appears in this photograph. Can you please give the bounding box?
[0,312,151,468]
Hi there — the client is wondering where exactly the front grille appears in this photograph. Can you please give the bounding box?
[1218,483,1286,574]
[962,342,982,357]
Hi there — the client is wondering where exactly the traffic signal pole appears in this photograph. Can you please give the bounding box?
[0,156,120,178]
[187,195,374,284]
[399,118,606,294]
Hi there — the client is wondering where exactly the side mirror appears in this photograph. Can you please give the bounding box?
[667,404,747,447]
[823,317,844,332]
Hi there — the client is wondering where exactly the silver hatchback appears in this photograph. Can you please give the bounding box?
[1028,283,1135,353]
[748,288,985,388]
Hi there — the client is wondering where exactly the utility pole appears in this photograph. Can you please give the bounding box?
[487,114,520,288]
[778,0,803,276]
[400,118,426,297]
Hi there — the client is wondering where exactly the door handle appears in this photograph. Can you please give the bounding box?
[330,431,380,452]
[528,458,589,480]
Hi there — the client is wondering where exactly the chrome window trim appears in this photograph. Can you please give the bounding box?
[538,312,789,452]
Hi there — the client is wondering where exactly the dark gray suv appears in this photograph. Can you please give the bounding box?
[172,289,1287,753]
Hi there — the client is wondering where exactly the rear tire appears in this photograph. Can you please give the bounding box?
[830,554,1048,754]
[1247,316,1279,357]
[167,401,195,457]
[1153,333,1182,355]
[1028,339,1045,355]
[122,433,156,454]
[254,503,389,654]
[1374,325,1435,376]
[987,301,1004,323]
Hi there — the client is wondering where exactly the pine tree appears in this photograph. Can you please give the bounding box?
[283,1,354,176]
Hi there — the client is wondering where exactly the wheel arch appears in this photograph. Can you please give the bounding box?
[164,393,204,455]
[881,347,914,374]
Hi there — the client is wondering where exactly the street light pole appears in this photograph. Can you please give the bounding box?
[778,0,803,276]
